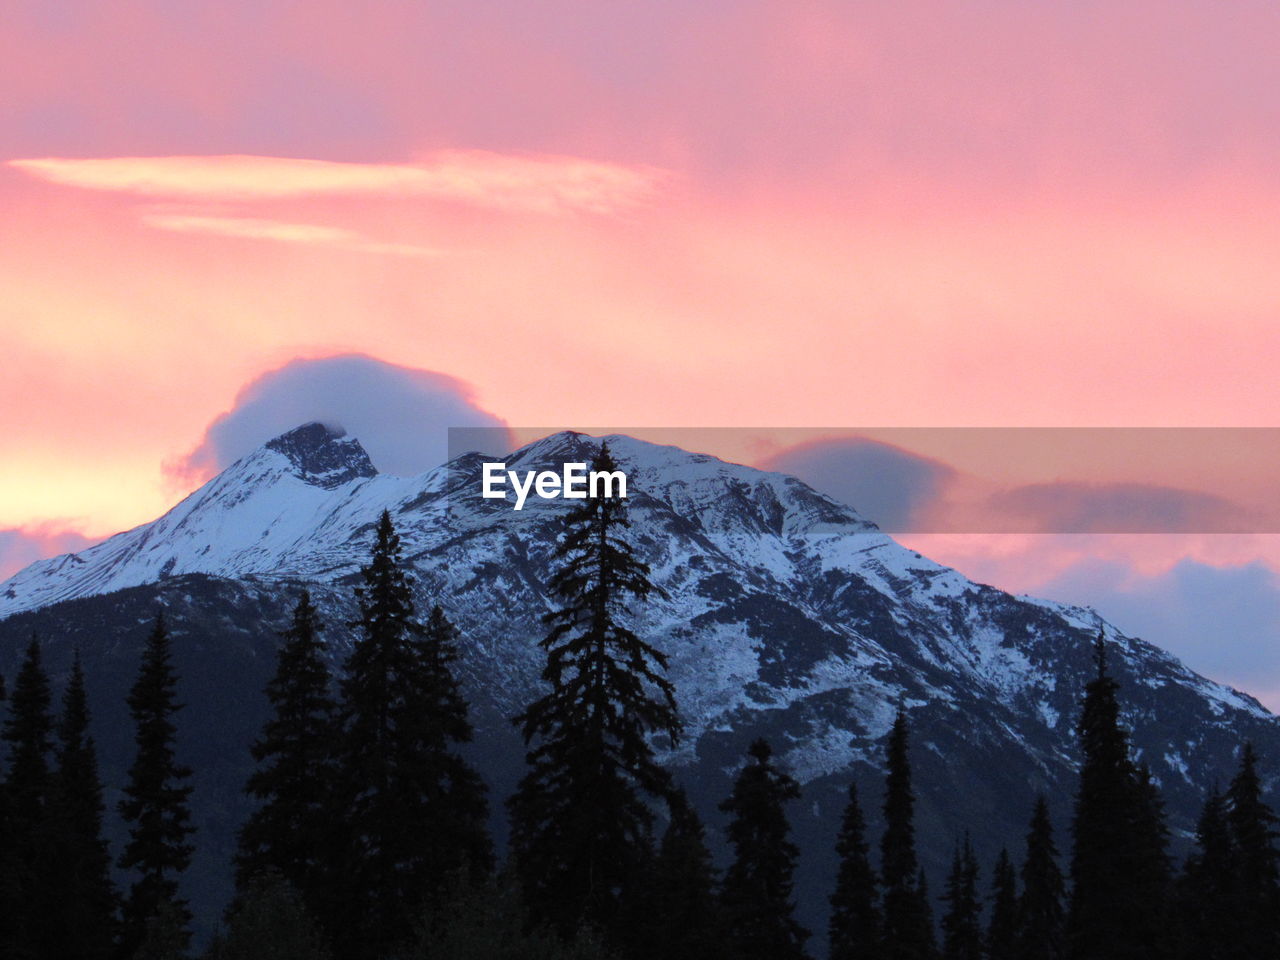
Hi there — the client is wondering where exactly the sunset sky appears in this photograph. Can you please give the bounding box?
[3,1,1280,701]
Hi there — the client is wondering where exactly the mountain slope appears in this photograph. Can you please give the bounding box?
[0,423,1274,943]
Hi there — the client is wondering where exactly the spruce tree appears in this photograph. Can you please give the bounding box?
[1016,796,1063,960]
[638,787,726,960]
[880,703,936,960]
[118,613,196,959]
[333,511,491,959]
[50,652,118,960]
[1224,743,1280,958]
[1067,633,1170,960]
[2,636,56,957]
[986,849,1017,960]
[1176,787,1237,960]
[508,442,680,942]
[941,837,981,960]
[829,781,882,960]
[719,738,809,960]
[236,591,339,913]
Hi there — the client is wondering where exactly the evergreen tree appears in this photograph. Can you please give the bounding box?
[235,591,339,913]
[986,849,1017,960]
[333,511,491,959]
[1224,743,1280,958]
[941,837,981,960]
[118,613,196,959]
[829,781,882,960]
[0,668,18,960]
[207,871,332,960]
[640,788,725,960]
[49,651,118,960]
[1067,633,1169,960]
[1175,787,1237,960]
[719,738,809,960]
[508,442,680,942]
[1016,796,1063,960]
[3,636,57,957]
[880,703,936,960]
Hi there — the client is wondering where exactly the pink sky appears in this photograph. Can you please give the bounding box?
[3,1,1280,699]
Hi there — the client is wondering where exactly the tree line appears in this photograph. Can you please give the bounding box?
[0,441,1277,959]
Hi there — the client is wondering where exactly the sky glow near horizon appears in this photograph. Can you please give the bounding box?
[3,1,1280,704]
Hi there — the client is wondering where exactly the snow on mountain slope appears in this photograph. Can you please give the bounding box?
[2,424,1268,769]
[4,421,1278,944]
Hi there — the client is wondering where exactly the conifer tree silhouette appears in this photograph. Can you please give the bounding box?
[1176,787,1237,960]
[1067,633,1170,960]
[985,849,1016,960]
[1225,743,1280,958]
[1016,796,1063,960]
[719,738,809,960]
[118,613,195,959]
[880,703,936,960]
[941,836,981,960]
[333,510,491,959]
[508,441,679,943]
[50,652,118,960]
[236,590,339,917]
[3,636,56,956]
[829,780,882,960]
[640,787,726,960]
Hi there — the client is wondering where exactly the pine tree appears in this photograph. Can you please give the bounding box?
[1225,743,1280,958]
[3,635,57,956]
[1176,787,1237,960]
[236,591,340,913]
[645,788,727,960]
[49,652,118,960]
[1016,796,1063,960]
[0,667,18,960]
[719,738,809,960]
[508,441,680,942]
[829,781,882,960]
[986,849,1017,960]
[333,511,491,959]
[941,836,981,960]
[118,613,196,959]
[1067,633,1170,960]
[880,703,936,960]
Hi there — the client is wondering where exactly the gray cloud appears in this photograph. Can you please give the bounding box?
[176,354,511,478]
[760,437,956,531]
[988,482,1261,534]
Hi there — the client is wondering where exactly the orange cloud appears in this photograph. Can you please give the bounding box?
[8,152,668,214]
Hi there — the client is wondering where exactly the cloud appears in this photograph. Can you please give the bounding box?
[9,151,668,214]
[986,482,1261,534]
[0,525,98,581]
[759,437,956,530]
[173,354,512,481]
[1037,558,1280,706]
[140,214,444,257]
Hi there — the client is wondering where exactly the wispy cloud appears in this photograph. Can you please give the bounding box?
[140,214,444,257]
[9,151,667,215]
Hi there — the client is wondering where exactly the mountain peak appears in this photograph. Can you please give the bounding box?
[263,422,377,488]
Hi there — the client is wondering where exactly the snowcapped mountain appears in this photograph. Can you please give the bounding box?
[1,422,1275,940]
